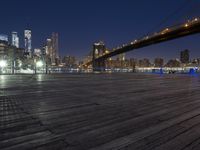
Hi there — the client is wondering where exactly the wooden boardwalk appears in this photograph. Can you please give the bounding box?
[1,73,200,150]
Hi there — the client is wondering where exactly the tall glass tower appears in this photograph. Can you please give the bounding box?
[24,30,32,54]
[12,32,19,48]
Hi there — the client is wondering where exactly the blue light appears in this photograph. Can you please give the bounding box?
[189,68,198,76]
[189,68,195,74]
[160,68,163,74]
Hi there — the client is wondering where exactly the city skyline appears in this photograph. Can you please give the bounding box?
[2,1,200,149]
[1,29,199,62]
[1,0,200,61]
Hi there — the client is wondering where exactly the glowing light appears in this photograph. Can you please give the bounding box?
[184,24,189,27]
[19,62,22,67]
[36,61,43,67]
[165,28,169,31]
[0,60,7,68]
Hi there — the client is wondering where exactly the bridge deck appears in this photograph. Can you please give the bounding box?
[1,74,200,150]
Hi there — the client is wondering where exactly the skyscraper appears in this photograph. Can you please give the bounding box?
[52,32,59,64]
[45,33,59,65]
[46,38,52,56]
[12,32,19,48]
[180,49,189,64]
[24,30,32,54]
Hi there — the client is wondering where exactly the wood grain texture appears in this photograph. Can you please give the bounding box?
[1,73,200,150]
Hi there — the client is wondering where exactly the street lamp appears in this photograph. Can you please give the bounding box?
[36,61,43,68]
[0,60,7,74]
[35,60,44,74]
[0,60,7,68]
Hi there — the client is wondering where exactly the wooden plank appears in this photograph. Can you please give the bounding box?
[1,74,200,150]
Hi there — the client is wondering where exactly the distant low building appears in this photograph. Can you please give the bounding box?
[165,59,181,67]
[139,58,151,67]
[154,58,164,67]
[192,58,200,66]
[62,56,77,68]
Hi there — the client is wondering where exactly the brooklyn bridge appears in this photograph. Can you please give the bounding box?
[86,17,200,71]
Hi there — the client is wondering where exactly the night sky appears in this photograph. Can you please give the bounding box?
[1,0,200,62]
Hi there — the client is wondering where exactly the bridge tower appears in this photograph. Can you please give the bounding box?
[92,41,106,71]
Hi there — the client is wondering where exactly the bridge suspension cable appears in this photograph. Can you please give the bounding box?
[182,0,200,20]
[145,0,195,37]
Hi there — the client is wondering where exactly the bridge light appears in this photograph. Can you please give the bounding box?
[105,50,109,54]
[132,40,137,44]
[184,23,189,27]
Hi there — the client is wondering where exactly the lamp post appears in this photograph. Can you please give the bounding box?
[34,59,36,74]
[0,60,7,74]
[35,60,43,74]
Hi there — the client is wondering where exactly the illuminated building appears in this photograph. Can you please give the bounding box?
[118,53,126,61]
[115,53,126,68]
[165,59,181,67]
[154,58,164,67]
[45,33,59,65]
[24,30,32,55]
[34,48,42,57]
[46,39,52,56]
[192,58,200,65]
[0,41,8,60]
[0,34,8,42]
[0,40,23,71]
[130,58,137,68]
[62,56,76,67]
[139,58,151,67]
[52,32,59,65]
[12,32,19,48]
